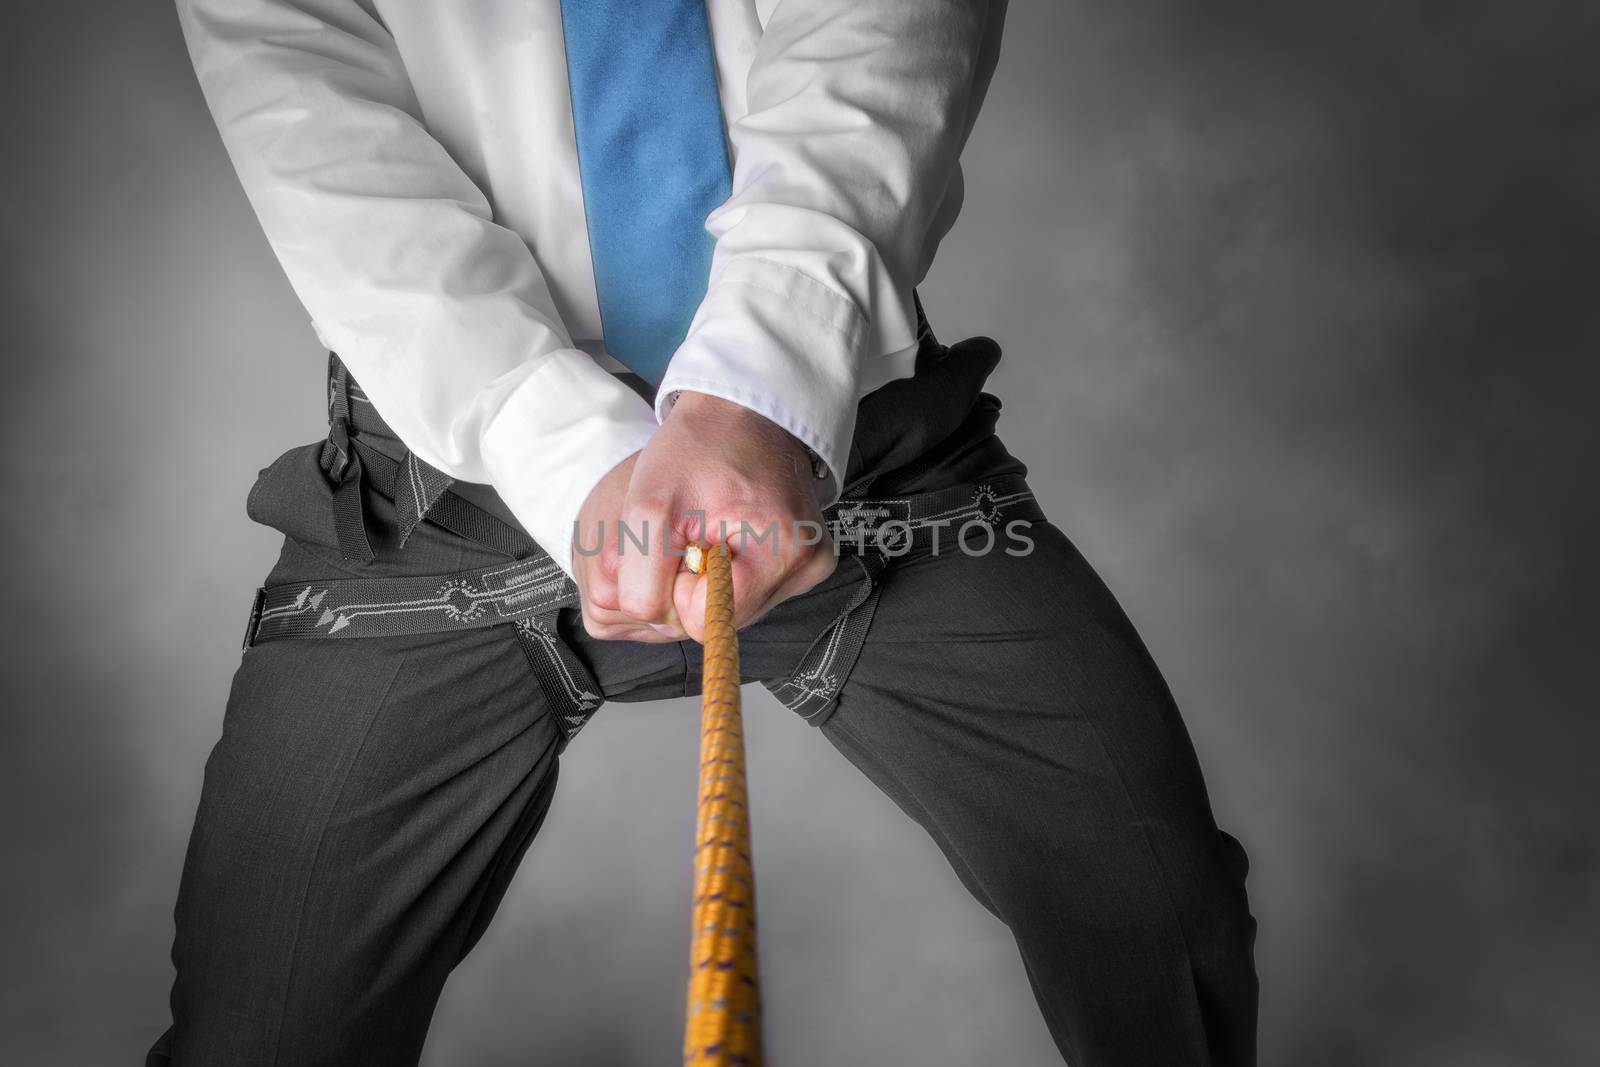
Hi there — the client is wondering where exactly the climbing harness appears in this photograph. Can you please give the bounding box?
[241,354,1046,746]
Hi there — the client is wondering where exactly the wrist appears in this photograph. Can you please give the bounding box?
[666,390,828,483]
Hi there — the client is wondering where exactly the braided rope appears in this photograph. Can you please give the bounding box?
[683,543,764,1066]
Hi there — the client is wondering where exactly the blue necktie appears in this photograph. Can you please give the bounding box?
[559,0,733,386]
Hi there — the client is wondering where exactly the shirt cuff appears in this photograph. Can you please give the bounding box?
[654,257,870,507]
[481,348,657,579]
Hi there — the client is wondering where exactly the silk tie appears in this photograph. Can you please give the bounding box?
[559,0,733,386]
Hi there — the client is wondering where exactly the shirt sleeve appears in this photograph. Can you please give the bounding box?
[175,0,657,578]
[656,0,1009,502]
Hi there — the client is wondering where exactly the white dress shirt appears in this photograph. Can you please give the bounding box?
[176,0,1006,578]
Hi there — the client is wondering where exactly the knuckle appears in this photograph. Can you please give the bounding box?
[584,617,632,643]
[616,585,662,621]
[586,583,620,613]
[622,496,670,528]
[627,486,671,511]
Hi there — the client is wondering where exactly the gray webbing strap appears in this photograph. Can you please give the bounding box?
[512,612,603,749]
[244,554,574,644]
[242,472,1039,646]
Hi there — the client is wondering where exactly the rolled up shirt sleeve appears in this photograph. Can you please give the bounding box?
[656,0,1008,502]
[175,0,656,578]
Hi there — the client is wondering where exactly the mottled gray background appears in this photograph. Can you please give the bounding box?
[3,2,1596,1064]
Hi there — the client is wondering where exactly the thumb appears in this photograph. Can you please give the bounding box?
[672,568,709,644]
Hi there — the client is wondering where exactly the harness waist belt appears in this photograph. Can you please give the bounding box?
[243,438,1041,648]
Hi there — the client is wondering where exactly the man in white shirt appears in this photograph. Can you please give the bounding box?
[151,1,1259,1064]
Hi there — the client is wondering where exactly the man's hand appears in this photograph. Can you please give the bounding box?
[571,450,664,642]
[571,393,837,643]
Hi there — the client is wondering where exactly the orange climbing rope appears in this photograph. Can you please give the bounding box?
[683,542,764,1066]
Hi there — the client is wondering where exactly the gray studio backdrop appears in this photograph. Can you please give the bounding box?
[3,2,1596,1064]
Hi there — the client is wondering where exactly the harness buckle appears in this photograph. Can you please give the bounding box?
[241,586,267,650]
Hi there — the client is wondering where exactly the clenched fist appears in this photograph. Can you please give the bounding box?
[571,392,838,643]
